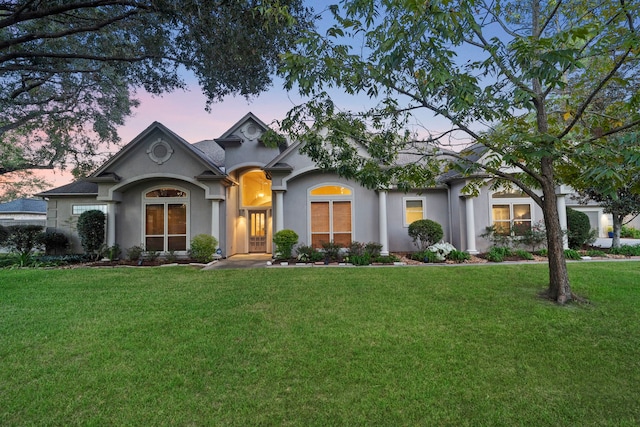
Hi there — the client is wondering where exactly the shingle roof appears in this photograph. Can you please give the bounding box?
[0,198,47,213]
[37,180,98,196]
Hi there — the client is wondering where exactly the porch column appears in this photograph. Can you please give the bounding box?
[210,200,220,242]
[274,190,284,232]
[464,195,478,254]
[106,202,116,247]
[556,185,570,249]
[378,190,389,256]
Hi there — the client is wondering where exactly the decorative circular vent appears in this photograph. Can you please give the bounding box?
[241,122,261,140]
[147,139,174,164]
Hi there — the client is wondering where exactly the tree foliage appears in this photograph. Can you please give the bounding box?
[0,0,312,179]
[279,0,640,303]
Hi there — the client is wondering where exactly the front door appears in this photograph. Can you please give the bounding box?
[249,211,267,252]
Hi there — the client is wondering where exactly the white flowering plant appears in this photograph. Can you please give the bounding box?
[427,242,457,261]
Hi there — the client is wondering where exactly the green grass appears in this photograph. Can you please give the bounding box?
[1,263,639,426]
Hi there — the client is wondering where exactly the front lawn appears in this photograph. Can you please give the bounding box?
[1,263,639,425]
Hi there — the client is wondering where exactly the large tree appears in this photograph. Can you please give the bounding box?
[562,132,640,248]
[279,0,640,303]
[0,0,311,181]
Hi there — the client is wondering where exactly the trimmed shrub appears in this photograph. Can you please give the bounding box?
[77,209,105,259]
[514,249,534,260]
[566,208,595,249]
[273,229,298,260]
[408,219,444,250]
[189,234,218,263]
[38,230,69,255]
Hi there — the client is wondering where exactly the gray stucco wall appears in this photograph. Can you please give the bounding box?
[386,189,451,252]
[116,179,212,253]
[282,172,380,249]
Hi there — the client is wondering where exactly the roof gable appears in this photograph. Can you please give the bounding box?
[91,121,225,179]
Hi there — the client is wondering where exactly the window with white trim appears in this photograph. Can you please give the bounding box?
[309,184,353,248]
[72,204,107,215]
[403,197,426,227]
[491,190,532,235]
[143,187,189,251]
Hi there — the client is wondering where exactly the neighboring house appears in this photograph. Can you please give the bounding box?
[0,198,47,228]
[37,113,621,257]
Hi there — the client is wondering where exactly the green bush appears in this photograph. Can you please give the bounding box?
[586,249,607,257]
[321,240,343,262]
[563,249,582,260]
[38,230,69,255]
[77,210,106,259]
[566,208,595,249]
[296,245,324,262]
[408,219,444,250]
[610,245,640,256]
[273,229,298,260]
[126,245,144,261]
[189,234,218,263]
[447,250,471,263]
[514,249,534,260]
[620,226,640,239]
[486,246,512,263]
[4,225,45,266]
[0,224,8,245]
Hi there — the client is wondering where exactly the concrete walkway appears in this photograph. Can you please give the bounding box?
[202,253,272,270]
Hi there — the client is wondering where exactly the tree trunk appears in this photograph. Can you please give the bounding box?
[541,165,572,304]
[612,214,623,249]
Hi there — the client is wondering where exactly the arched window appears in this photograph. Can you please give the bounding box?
[309,184,353,248]
[241,170,272,207]
[144,187,189,251]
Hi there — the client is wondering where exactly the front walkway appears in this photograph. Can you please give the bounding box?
[203,253,272,270]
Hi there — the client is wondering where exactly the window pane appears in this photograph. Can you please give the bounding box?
[311,234,330,249]
[146,237,164,251]
[168,204,186,234]
[513,204,531,220]
[405,200,424,224]
[72,205,107,215]
[333,233,351,247]
[146,188,187,198]
[146,205,164,235]
[241,170,272,207]
[492,205,510,221]
[513,221,532,236]
[168,236,186,251]
[333,201,351,232]
[494,221,511,235]
[310,185,352,196]
[311,202,330,232]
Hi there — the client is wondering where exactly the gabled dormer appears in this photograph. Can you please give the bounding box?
[214,112,284,172]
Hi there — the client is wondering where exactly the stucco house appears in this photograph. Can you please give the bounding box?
[37,112,623,257]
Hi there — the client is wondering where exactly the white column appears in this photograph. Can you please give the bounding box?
[106,202,116,247]
[275,191,284,233]
[465,196,478,254]
[211,200,220,242]
[378,190,389,256]
[556,193,569,249]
